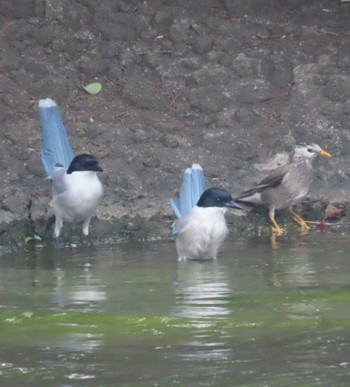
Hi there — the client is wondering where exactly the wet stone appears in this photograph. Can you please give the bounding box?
[160,134,180,148]
[142,154,161,168]
[323,75,350,102]
[235,79,272,104]
[122,76,169,111]
[188,85,231,112]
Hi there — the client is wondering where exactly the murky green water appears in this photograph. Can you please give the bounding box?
[1,232,350,386]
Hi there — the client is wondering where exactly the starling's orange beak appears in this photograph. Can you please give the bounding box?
[319,149,331,157]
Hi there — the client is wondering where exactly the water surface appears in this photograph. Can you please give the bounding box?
[1,232,350,386]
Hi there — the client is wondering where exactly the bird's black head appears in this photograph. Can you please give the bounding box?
[197,187,243,210]
[67,154,103,174]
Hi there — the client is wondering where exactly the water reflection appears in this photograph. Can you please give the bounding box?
[174,261,231,319]
[51,267,107,311]
[173,260,233,362]
[266,245,319,289]
[55,332,104,353]
[238,233,346,289]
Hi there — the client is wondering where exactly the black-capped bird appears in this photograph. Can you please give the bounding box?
[171,164,243,260]
[39,98,103,240]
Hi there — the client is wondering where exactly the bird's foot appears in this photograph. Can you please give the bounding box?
[269,214,284,236]
[54,237,62,248]
[290,210,311,231]
[271,226,283,236]
[84,235,95,247]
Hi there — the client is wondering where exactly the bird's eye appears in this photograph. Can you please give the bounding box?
[307,147,314,153]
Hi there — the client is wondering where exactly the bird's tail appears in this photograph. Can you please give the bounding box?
[170,163,207,218]
[39,98,74,178]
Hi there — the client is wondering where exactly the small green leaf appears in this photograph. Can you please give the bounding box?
[84,82,102,95]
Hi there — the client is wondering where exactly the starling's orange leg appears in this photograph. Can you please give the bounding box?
[269,214,283,236]
[289,209,310,231]
[270,235,279,249]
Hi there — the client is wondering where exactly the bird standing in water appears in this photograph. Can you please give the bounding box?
[234,144,331,235]
[39,98,103,241]
[171,164,243,260]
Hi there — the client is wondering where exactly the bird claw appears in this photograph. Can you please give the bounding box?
[289,210,311,231]
[271,226,283,236]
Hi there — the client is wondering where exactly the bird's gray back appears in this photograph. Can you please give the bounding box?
[261,160,314,209]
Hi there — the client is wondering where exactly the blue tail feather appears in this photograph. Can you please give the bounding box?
[190,163,206,207]
[39,98,74,177]
[170,198,181,219]
[179,167,192,216]
[170,164,207,218]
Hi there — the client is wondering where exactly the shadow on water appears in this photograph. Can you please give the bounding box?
[1,233,350,385]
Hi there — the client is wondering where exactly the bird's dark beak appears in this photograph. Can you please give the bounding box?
[225,199,244,210]
[92,164,103,172]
